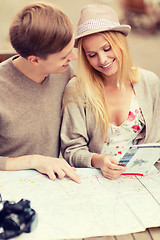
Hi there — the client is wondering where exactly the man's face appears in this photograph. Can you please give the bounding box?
[38,36,77,75]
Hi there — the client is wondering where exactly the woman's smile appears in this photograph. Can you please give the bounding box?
[99,58,116,70]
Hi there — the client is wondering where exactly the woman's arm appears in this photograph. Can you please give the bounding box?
[61,100,94,167]
[134,69,160,144]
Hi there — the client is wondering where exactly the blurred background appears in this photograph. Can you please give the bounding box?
[0,0,160,77]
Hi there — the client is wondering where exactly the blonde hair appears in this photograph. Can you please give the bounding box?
[76,31,139,135]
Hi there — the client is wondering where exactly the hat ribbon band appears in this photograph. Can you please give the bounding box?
[78,18,119,35]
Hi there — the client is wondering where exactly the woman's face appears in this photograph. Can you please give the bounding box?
[82,33,119,78]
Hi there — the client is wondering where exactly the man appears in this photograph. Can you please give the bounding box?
[0,2,80,183]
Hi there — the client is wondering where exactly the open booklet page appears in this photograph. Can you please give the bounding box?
[118,143,160,175]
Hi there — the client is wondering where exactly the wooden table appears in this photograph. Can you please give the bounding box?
[77,227,160,240]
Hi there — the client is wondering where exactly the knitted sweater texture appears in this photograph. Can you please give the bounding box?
[0,56,74,166]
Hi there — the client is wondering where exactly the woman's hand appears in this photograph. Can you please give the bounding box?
[91,154,126,180]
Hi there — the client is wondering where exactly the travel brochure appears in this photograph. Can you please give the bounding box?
[119,143,160,175]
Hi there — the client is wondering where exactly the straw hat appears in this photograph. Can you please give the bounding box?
[75,4,131,47]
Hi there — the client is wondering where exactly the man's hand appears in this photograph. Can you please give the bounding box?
[32,155,81,183]
[6,155,81,183]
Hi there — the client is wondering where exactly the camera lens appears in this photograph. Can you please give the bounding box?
[2,213,25,231]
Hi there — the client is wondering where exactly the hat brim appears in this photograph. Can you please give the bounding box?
[74,24,131,48]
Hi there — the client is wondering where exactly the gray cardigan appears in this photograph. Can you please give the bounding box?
[61,68,160,168]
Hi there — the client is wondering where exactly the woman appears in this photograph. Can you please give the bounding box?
[61,4,160,179]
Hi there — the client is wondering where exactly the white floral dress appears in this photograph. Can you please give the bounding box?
[101,93,144,162]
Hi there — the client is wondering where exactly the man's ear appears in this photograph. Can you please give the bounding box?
[27,55,39,65]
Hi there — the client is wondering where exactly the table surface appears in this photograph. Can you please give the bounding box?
[72,158,160,240]
[1,167,160,240]
[78,227,160,240]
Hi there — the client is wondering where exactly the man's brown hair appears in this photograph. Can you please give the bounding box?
[9,2,73,59]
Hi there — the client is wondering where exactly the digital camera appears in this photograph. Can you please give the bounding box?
[0,197,37,239]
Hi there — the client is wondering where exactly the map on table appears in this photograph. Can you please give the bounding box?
[0,167,160,239]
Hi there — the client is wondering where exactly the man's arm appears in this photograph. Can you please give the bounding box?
[2,155,81,183]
